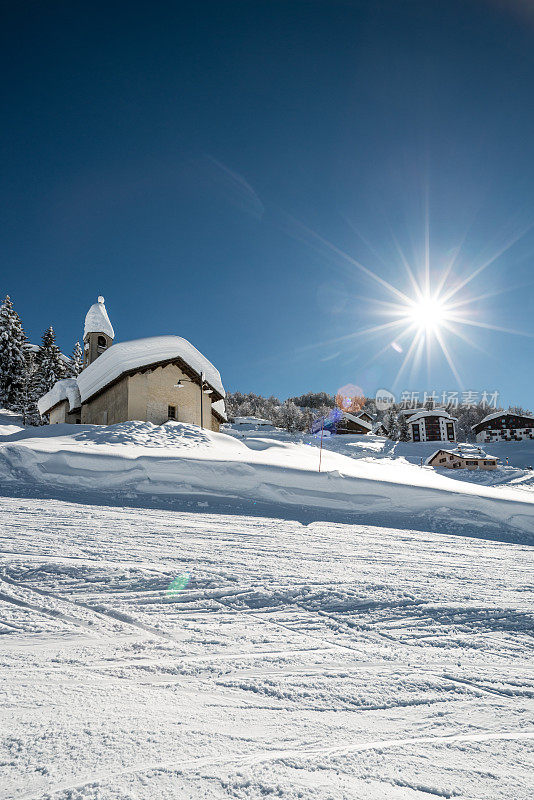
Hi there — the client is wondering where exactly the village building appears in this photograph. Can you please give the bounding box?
[426,446,498,470]
[38,297,226,431]
[229,417,276,431]
[310,409,373,436]
[38,378,82,425]
[373,422,389,437]
[401,408,457,443]
[471,410,534,443]
[336,411,373,435]
[353,410,374,425]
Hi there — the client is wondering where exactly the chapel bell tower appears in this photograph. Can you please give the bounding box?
[83,296,115,368]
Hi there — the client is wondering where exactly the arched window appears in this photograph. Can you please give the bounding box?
[97,335,107,348]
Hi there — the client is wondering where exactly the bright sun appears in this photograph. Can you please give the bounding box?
[406,296,447,332]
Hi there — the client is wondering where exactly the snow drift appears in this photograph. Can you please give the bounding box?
[0,417,532,540]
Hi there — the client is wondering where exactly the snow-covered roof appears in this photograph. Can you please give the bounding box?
[77,335,225,403]
[404,408,457,422]
[84,296,115,339]
[471,410,534,429]
[425,446,498,465]
[212,399,227,422]
[232,416,273,427]
[38,378,81,416]
[342,412,372,430]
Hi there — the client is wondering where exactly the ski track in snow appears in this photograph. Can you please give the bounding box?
[1,495,533,799]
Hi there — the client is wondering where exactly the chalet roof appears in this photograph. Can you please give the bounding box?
[404,408,457,422]
[77,335,225,403]
[341,412,372,430]
[232,416,273,427]
[38,378,81,417]
[425,446,498,465]
[84,296,115,339]
[471,409,534,431]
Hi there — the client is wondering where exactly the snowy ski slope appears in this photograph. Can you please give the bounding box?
[0,412,533,798]
[0,497,532,799]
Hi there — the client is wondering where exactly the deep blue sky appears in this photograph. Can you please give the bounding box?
[2,0,534,407]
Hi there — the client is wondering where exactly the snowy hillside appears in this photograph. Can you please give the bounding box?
[0,415,533,540]
[1,412,533,799]
[224,423,534,470]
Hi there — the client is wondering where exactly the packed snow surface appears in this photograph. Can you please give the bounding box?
[0,410,25,436]
[83,296,115,339]
[1,497,532,799]
[76,335,225,403]
[37,378,81,416]
[0,414,533,798]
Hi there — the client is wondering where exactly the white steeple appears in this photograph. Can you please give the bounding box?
[84,296,114,340]
[83,296,114,368]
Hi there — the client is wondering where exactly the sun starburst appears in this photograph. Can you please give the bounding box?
[403,294,447,332]
[287,210,533,390]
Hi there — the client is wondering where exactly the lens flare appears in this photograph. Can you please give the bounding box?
[166,573,191,598]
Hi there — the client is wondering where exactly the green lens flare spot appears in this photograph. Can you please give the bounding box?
[166,572,191,597]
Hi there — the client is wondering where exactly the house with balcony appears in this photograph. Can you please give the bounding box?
[471,410,534,443]
[426,446,498,470]
[401,408,457,443]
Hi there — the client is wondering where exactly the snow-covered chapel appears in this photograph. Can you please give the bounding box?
[38,297,226,430]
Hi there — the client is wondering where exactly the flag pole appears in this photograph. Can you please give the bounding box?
[319,417,324,473]
[200,371,204,429]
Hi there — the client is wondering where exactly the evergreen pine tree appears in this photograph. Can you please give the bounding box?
[0,295,28,409]
[32,327,67,420]
[70,341,83,376]
[15,350,41,426]
[398,414,410,442]
[384,409,400,440]
[279,400,303,432]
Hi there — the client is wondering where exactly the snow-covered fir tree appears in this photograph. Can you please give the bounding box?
[290,392,334,410]
[454,403,489,442]
[278,400,303,432]
[225,391,336,431]
[0,295,28,410]
[398,414,410,442]
[31,327,67,422]
[383,408,399,440]
[16,350,40,426]
[70,341,83,376]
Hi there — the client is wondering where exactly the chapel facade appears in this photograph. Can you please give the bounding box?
[38,297,226,431]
